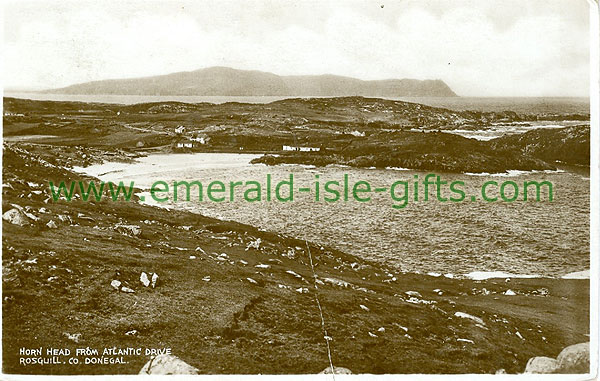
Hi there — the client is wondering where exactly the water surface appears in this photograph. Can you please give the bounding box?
[77,153,590,278]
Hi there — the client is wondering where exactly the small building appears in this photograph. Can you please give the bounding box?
[176,142,193,148]
[283,145,320,152]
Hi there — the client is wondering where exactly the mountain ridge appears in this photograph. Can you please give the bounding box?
[46,66,458,97]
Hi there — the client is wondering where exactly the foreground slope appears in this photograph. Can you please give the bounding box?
[1,141,590,374]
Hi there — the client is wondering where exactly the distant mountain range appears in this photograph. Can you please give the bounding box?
[46,67,457,97]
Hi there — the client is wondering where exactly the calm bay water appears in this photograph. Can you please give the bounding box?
[77,153,590,278]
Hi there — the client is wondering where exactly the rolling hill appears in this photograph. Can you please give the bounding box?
[46,67,457,97]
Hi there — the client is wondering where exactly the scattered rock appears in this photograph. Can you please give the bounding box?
[2,208,29,226]
[10,204,39,221]
[46,220,58,229]
[286,270,303,279]
[202,276,211,282]
[504,289,516,296]
[139,354,199,375]
[110,280,122,290]
[57,214,72,223]
[121,286,135,293]
[405,290,422,298]
[125,330,138,336]
[323,277,351,288]
[524,356,558,374]
[319,366,352,374]
[63,332,82,343]
[140,272,150,287]
[454,312,485,326]
[556,342,589,373]
[151,273,158,288]
[359,304,370,312]
[245,237,261,251]
[246,277,258,285]
[115,223,141,237]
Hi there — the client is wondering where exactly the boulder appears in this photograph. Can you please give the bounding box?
[139,354,199,375]
[524,356,559,374]
[3,208,29,226]
[556,342,589,373]
[110,280,122,290]
[319,366,352,374]
[140,272,150,287]
[46,220,58,229]
[454,312,485,326]
[115,224,141,237]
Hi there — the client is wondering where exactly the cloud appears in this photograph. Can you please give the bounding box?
[3,0,590,96]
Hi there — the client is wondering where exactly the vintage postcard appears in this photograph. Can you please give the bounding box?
[2,0,598,378]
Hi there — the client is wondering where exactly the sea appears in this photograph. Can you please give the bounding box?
[76,153,590,279]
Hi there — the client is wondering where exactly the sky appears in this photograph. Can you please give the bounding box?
[2,0,593,96]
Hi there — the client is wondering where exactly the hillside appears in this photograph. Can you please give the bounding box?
[46,67,458,97]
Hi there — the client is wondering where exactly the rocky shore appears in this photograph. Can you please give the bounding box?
[2,141,590,375]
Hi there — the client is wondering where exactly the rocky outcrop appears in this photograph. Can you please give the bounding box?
[524,342,589,374]
[251,129,558,173]
[490,125,590,166]
[139,354,199,375]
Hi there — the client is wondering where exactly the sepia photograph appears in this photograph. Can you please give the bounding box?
[1,0,598,377]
